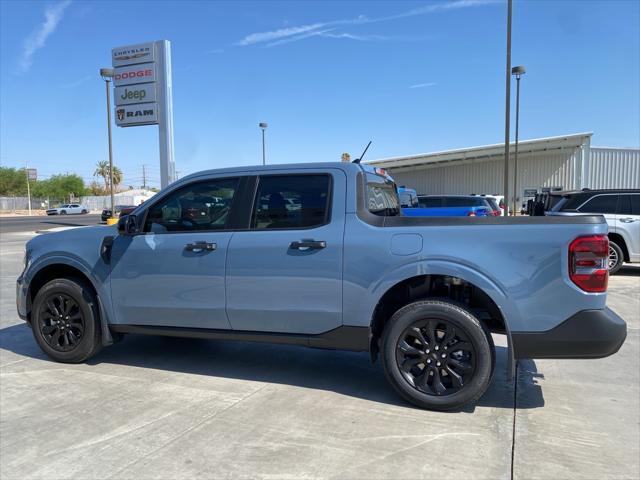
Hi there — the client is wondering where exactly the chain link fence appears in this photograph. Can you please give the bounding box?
[1,195,140,212]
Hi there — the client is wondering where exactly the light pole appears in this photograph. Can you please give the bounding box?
[512,65,526,216]
[259,122,268,165]
[502,0,513,216]
[100,67,116,223]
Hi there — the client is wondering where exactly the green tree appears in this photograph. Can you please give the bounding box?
[0,167,30,196]
[94,161,123,190]
[31,174,87,199]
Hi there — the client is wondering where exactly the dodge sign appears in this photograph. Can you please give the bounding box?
[113,63,156,87]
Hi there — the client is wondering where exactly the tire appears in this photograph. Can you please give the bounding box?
[60,210,67,215]
[381,300,494,411]
[31,277,102,363]
[81,209,88,214]
[608,240,624,275]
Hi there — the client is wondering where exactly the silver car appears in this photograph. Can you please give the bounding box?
[45,204,89,216]
[546,189,640,273]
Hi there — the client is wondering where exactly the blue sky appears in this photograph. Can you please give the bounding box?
[1,0,638,188]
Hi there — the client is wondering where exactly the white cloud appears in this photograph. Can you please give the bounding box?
[236,0,496,48]
[410,82,437,89]
[19,0,72,73]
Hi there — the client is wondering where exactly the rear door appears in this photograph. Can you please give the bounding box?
[226,170,345,334]
[616,193,640,261]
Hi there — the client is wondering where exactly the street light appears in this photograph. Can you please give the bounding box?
[512,65,526,215]
[100,67,116,224]
[259,122,268,165]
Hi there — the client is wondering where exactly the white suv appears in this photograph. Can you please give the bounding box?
[546,189,640,274]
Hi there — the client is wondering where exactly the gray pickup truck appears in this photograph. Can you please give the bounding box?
[16,162,626,410]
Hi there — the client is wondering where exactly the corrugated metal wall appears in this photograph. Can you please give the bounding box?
[389,147,583,196]
[589,148,640,189]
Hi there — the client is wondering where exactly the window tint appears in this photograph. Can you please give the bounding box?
[445,197,483,207]
[578,194,618,214]
[252,175,330,229]
[399,192,418,208]
[617,195,633,215]
[418,197,442,208]
[632,195,640,215]
[144,178,238,233]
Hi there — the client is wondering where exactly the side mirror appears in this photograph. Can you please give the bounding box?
[117,214,139,235]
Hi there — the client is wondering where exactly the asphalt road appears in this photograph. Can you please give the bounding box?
[0,228,638,479]
[0,214,102,233]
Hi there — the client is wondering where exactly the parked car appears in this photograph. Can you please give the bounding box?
[403,195,495,217]
[546,189,640,274]
[101,205,137,222]
[17,162,626,411]
[473,194,506,216]
[45,204,88,215]
[397,186,419,208]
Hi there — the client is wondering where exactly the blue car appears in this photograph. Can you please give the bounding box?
[400,192,496,217]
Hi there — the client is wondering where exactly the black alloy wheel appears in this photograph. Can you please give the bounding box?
[395,319,475,396]
[381,300,494,410]
[37,293,85,351]
[31,277,102,363]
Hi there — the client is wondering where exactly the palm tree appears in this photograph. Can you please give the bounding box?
[94,161,123,191]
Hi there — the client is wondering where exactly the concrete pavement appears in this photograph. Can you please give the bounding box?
[0,230,638,479]
[0,214,102,234]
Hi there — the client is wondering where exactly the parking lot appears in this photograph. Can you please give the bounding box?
[1,227,638,480]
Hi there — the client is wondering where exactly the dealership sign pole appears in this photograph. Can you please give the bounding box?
[111,40,175,188]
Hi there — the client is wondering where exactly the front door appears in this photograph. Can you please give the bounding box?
[226,171,346,334]
[110,177,239,329]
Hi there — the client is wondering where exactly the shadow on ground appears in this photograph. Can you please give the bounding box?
[616,266,640,277]
[1,322,544,412]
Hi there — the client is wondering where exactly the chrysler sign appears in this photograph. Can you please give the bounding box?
[112,42,155,67]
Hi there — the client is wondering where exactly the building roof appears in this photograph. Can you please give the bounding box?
[367,132,594,170]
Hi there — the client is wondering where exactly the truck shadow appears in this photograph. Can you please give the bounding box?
[0,323,544,412]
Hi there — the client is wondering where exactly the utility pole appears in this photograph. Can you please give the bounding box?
[142,164,147,190]
[503,0,513,216]
[25,163,32,216]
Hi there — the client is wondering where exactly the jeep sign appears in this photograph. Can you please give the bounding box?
[115,104,158,127]
[115,84,156,106]
[113,63,156,87]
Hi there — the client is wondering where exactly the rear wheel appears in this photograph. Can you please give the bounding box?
[608,241,624,275]
[81,209,88,214]
[31,278,101,363]
[381,300,494,410]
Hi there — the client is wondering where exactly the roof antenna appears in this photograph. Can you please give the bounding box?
[352,141,372,164]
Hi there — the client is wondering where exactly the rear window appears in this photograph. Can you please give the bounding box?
[366,174,400,216]
[418,197,442,208]
[578,194,618,214]
[617,194,640,215]
[444,197,485,207]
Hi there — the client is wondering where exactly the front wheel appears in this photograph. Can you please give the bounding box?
[381,300,494,411]
[60,210,67,215]
[608,241,624,275]
[31,277,101,363]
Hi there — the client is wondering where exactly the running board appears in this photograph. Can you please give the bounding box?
[109,324,370,352]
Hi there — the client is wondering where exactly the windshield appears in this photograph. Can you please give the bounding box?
[366,173,400,216]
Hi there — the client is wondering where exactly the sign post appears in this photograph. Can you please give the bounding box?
[25,167,36,216]
[111,40,175,188]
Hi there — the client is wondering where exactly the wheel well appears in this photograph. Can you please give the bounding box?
[28,264,98,316]
[369,275,506,361]
[608,233,629,262]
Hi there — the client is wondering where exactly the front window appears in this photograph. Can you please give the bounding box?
[144,178,239,233]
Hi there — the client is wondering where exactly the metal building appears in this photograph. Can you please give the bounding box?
[368,133,640,202]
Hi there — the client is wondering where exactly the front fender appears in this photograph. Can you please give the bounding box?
[24,254,114,346]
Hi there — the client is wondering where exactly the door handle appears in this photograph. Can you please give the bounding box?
[185,241,217,252]
[289,240,326,250]
[619,218,636,223]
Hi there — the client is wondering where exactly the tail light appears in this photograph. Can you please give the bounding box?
[493,210,501,216]
[569,235,609,293]
[467,211,476,217]
[499,200,505,209]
